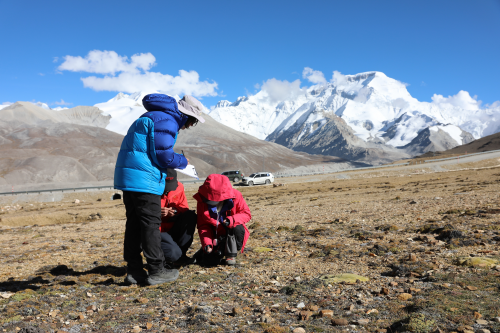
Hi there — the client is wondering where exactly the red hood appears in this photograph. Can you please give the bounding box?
[197,174,235,202]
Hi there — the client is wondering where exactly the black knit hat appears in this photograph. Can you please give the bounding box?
[164,169,178,194]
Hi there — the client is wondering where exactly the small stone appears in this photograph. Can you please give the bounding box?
[366,309,379,314]
[397,293,413,301]
[377,329,387,333]
[232,307,243,316]
[135,297,148,304]
[297,302,305,309]
[356,318,370,325]
[254,299,262,306]
[320,310,334,318]
[466,286,478,291]
[261,314,273,323]
[474,312,483,319]
[494,317,500,323]
[409,253,417,261]
[299,311,313,320]
[146,323,153,330]
[307,304,319,311]
[294,276,302,282]
[0,292,14,299]
[293,329,306,333]
[77,314,85,320]
[269,287,279,293]
[389,281,398,287]
[476,319,489,325]
[86,305,97,311]
[131,326,141,333]
[332,318,349,326]
[409,287,421,293]
[381,287,390,295]
[49,309,60,317]
[478,330,491,333]
[74,199,80,204]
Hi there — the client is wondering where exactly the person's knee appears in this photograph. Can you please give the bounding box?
[160,233,182,262]
[163,244,182,262]
[233,225,247,251]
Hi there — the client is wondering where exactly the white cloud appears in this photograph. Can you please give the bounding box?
[59,50,156,75]
[58,50,218,97]
[39,73,45,76]
[302,67,327,85]
[53,57,59,63]
[2,102,12,105]
[431,90,482,110]
[331,70,347,86]
[54,99,72,106]
[261,78,304,104]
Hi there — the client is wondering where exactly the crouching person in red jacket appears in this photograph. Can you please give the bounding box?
[193,174,252,266]
[160,170,197,267]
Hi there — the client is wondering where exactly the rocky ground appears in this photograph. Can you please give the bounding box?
[1,159,500,333]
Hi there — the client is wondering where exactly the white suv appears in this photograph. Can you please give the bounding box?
[242,172,275,186]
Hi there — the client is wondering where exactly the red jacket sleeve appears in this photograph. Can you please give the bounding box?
[174,183,189,213]
[228,191,252,228]
[196,202,217,248]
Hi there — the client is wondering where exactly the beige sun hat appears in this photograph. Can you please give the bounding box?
[178,95,205,123]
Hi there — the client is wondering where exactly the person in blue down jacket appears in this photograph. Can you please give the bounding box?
[114,93,205,285]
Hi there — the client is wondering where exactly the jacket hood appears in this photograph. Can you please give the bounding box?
[142,93,188,128]
[197,174,235,202]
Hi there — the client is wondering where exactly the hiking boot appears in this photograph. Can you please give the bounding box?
[125,268,148,285]
[146,266,179,285]
[225,257,236,265]
[175,254,196,266]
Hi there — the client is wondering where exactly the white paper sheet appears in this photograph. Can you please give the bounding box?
[175,164,199,180]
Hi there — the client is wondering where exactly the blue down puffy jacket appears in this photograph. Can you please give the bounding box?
[114,94,189,195]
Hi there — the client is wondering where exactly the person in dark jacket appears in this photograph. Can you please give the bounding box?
[159,169,197,266]
[115,94,205,285]
[193,174,252,266]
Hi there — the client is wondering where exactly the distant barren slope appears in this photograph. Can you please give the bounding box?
[416,131,500,160]
[442,131,500,155]
[175,114,354,176]
[0,102,121,190]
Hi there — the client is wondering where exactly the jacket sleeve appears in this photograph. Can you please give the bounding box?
[152,117,188,170]
[196,202,216,249]
[175,186,189,213]
[228,191,252,228]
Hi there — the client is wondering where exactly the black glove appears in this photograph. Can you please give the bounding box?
[222,218,230,228]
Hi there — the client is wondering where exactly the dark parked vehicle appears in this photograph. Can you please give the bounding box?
[221,170,244,182]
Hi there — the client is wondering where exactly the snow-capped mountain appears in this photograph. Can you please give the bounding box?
[94,91,182,135]
[209,72,499,152]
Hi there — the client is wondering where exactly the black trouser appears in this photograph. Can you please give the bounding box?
[160,210,197,262]
[201,224,246,265]
[123,191,164,273]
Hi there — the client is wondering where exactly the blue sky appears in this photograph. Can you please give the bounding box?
[0,0,499,109]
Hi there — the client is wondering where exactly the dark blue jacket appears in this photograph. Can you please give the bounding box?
[114,94,188,195]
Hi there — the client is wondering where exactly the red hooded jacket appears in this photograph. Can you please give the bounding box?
[160,181,189,233]
[193,174,251,252]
